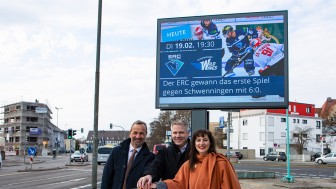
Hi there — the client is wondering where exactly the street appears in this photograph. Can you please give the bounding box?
[0,154,104,189]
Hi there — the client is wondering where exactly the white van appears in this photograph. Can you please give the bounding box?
[97,146,113,165]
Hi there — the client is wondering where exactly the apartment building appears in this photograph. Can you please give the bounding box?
[0,101,65,155]
[221,102,323,158]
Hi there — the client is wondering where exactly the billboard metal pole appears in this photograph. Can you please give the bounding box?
[92,0,102,188]
[282,109,294,183]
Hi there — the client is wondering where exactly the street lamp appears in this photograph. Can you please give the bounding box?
[110,123,126,140]
[55,107,63,128]
[55,107,63,155]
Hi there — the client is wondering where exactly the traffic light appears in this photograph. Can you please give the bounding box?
[73,130,77,136]
[68,129,73,139]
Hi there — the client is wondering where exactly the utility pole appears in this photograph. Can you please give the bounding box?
[92,0,102,188]
[55,107,63,129]
[55,107,62,155]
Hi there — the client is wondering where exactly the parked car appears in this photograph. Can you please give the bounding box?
[71,151,89,162]
[0,152,2,168]
[97,146,113,165]
[263,151,287,161]
[224,151,243,160]
[310,152,322,161]
[153,144,168,154]
[315,152,336,164]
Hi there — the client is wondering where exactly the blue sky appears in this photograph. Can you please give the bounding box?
[0,0,335,138]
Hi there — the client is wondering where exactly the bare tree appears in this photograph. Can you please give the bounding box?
[147,110,191,150]
[290,127,314,154]
[214,127,225,148]
[325,105,336,127]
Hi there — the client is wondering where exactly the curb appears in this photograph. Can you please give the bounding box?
[17,166,65,172]
[237,171,275,179]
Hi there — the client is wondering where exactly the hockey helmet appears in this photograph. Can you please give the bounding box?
[222,25,233,36]
[194,27,203,35]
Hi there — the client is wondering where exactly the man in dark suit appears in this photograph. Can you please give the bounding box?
[101,120,154,189]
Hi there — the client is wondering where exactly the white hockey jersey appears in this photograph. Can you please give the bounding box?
[253,43,284,68]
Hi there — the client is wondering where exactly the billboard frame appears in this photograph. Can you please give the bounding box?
[156,10,289,110]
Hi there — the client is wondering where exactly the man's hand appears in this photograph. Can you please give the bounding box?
[137,175,153,189]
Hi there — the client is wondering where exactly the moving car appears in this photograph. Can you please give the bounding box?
[310,152,322,161]
[71,151,89,162]
[315,152,336,164]
[97,146,113,165]
[263,151,287,161]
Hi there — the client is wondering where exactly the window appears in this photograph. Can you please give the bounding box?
[16,105,21,110]
[294,105,297,112]
[297,119,300,123]
[268,117,274,126]
[306,107,311,113]
[260,132,265,141]
[293,133,299,137]
[303,120,307,124]
[260,117,265,126]
[281,132,286,137]
[316,134,321,142]
[260,149,265,156]
[26,117,38,122]
[302,134,307,138]
[243,147,248,149]
[288,105,291,111]
[15,126,20,132]
[316,121,321,129]
[268,132,274,141]
[242,119,248,126]
[293,119,296,123]
[243,133,248,140]
[281,118,286,122]
[27,105,36,111]
[15,137,20,142]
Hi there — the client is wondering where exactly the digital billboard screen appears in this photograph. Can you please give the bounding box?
[156,10,288,110]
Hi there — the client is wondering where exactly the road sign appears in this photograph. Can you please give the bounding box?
[27,147,36,156]
[219,116,225,128]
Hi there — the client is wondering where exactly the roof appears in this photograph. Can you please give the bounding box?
[319,97,336,119]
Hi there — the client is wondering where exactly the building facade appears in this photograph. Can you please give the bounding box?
[0,101,65,155]
[223,102,323,158]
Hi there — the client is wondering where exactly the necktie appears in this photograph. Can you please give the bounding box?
[122,149,137,189]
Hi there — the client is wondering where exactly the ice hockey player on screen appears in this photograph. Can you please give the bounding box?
[250,38,284,76]
[222,25,259,77]
[200,20,221,39]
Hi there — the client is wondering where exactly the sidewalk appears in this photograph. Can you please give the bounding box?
[239,178,336,189]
